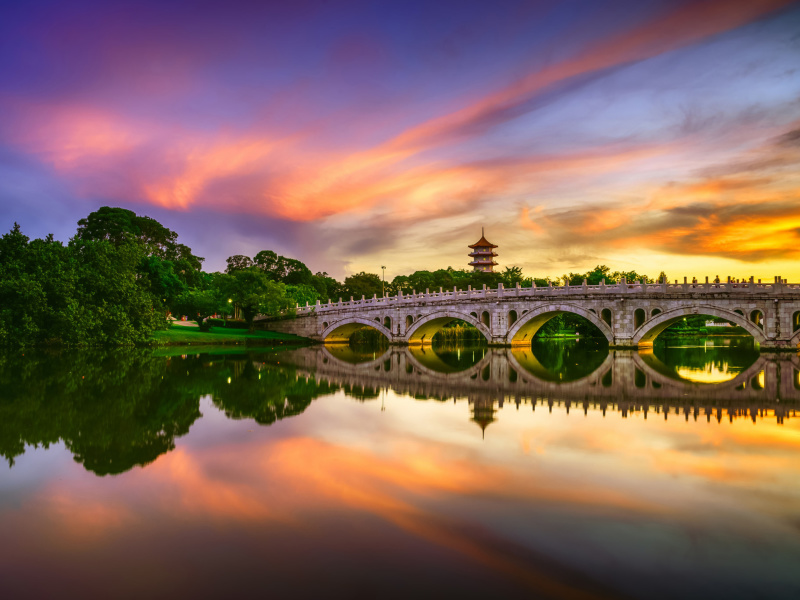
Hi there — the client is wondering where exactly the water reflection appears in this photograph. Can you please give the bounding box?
[3,342,800,599]
[514,338,609,382]
[0,349,337,473]
[2,341,798,476]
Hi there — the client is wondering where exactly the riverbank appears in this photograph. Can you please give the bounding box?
[151,326,309,346]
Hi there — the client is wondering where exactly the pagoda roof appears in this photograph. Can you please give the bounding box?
[468,229,497,249]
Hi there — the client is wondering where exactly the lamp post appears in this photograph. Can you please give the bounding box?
[381,266,386,297]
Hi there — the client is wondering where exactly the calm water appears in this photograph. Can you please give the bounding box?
[2,338,799,599]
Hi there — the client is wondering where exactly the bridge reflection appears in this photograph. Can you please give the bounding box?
[270,345,800,429]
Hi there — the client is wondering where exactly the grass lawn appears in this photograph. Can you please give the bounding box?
[151,326,307,345]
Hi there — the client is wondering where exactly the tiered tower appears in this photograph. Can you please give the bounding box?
[468,228,498,272]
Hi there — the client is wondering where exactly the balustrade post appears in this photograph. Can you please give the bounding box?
[498,282,504,298]
[582,278,587,292]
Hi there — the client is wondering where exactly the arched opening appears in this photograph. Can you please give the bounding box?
[323,319,391,345]
[750,310,763,329]
[634,307,764,349]
[470,312,478,319]
[509,367,517,383]
[793,312,800,333]
[734,309,744,316]
[481,364,490,381]
[601,369,613,387]
[508,305,612,346]
[322,321,328,329]
[634,308,646,329]
[508,310,518,326]
[406,315,414,329]
[601,309,612,326]
[651,308,661,317]
[406,312,490,346]
[481,311,490,328]
[383,316,392,329]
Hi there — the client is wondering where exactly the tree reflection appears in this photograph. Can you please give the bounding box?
[211,358,338,423]
[0,349,335,474]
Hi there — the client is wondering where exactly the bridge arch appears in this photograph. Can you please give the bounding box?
[404,310,490,344]
[506,304,614,345]
[321,317,393,343]
[633,305,767,347]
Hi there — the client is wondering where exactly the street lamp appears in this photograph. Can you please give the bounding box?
[381,266,386,297]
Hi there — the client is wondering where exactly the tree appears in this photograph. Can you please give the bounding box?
[75,206,203,270]
[342,272,382,299]
[286,284,320,308]
[172,289,224,328]
[226,254,253,273]
[502,266,524,287]
[228,268,290,331]
[310,271,340,302]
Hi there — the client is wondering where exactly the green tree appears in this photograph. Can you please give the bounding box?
[225,254,253,273]
[228,268,290,330]
[75,206,203,270]
[342,272,382,298]
[172,289,224,328]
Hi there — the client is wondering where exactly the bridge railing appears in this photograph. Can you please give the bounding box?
[291,277,799,314]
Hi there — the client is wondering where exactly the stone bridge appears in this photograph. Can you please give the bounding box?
[262,346,800,424]
[261,277,800,349]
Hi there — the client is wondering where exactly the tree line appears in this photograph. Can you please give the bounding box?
[0,206,664,346]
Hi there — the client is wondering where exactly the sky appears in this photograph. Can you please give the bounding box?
[1,0,799,280]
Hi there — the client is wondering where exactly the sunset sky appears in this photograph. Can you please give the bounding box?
[1,0,799,280]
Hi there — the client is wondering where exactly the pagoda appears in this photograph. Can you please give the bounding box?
[468,227,498,272]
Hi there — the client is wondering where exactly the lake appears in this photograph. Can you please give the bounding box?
[1,338,799,599]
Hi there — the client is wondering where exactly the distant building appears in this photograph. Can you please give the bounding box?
[468,228,498,272]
